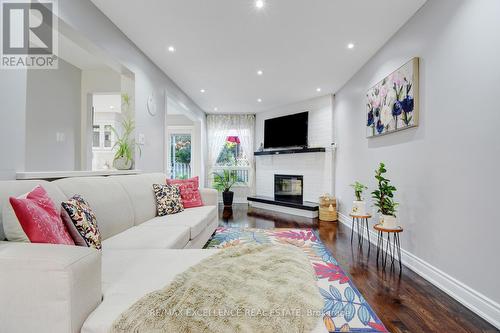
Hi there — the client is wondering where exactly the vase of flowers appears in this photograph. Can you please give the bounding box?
[350,181,368,215]
[371,162,399,229]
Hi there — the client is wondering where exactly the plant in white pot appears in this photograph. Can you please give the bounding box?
[111,94,142,170]
[350,181,368,215]
[371,162,399,229]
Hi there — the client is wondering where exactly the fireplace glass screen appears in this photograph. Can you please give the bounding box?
[274,174,303,203]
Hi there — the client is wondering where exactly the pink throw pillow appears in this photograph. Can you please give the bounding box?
[166,176,203,208]
[9,186,75,245]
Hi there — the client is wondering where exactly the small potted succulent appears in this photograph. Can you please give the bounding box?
[371,162,399,228]
[350,181,368,215]
[212,170,238,207]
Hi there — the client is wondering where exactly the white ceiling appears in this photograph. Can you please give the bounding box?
[91,0,426,114]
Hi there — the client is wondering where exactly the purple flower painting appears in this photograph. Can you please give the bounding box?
[366,58,419,137]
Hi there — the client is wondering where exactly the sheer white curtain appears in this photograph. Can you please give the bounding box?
[206,114,255,199]
[234,115,255,193]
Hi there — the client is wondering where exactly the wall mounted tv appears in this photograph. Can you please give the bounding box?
[264,111,308,149]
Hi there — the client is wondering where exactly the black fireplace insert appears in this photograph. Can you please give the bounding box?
[274,174,303,204]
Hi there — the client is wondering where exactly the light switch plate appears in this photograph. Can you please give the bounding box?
[138,133,145,144]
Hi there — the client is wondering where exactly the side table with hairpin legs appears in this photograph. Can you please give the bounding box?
[349,213,371,248]
[374,224,403,271]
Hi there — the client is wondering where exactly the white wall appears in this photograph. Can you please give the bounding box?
[255,95,334,202]
[0,70,27,180]
[80,69,122,170]
[332,0,500,326]
[58,0,206,174]
[0,0,207,180]
[24,59,82,171]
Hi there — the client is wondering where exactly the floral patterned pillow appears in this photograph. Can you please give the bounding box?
[153,184,184,216]
[61,195,102,250]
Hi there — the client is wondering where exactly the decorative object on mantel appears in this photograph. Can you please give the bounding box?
[257,143,264,152]
[366,57,419,137]
[350,181,368,215]
[147,94,157,116]
[318,194,337,221]
[212,169,238,207]
[112,93,143,170]
[371,162,399,229]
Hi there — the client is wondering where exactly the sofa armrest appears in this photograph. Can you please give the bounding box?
[0,242,102,333]
[200,188,218,206]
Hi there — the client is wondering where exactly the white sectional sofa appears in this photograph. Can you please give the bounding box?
[0,173,219,333]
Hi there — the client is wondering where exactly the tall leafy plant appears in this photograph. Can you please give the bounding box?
[371,162,398,217]
[111,94,142,164]
[212,170,237,192]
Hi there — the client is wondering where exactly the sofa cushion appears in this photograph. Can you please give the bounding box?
[1,242,102,333]
[81,249,218,333]
[8,186,75,245]
[54,177,134,240]
[152,184,184,216]
[61,195,102,250]
[111,173,167,226]
[140,205,217,240]
[102,225,190,250]
[0,180,67,241]
[166,176,203,208]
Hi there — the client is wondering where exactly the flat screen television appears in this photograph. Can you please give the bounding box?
[264,111,308,149]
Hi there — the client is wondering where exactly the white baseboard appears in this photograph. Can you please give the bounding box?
[338,212,500,330]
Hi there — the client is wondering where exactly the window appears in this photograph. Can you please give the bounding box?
[92,126,100,148]
[92,124,115,149]
[104,125,112,148]
[206,114,255,197]
[214,136,249,184]
[169,133,192,179]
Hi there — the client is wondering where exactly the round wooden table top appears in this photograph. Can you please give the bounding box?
[349,213,372,218]
[374,223,403,233]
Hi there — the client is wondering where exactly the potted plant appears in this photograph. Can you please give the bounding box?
[371,162,399,228]
[111,94,142,170]
[212,170,238,207]
[350,181,368,215]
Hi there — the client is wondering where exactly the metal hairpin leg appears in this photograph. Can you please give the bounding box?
[395,233,402,271]
[365,218,370,248]
[376,231,381,264]
[351,217,355,244]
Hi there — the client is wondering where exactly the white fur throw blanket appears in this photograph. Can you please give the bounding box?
[111,244,323,333]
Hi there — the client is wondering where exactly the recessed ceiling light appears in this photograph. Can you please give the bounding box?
[316,88,322,92]
[167,45,175,53]
[200,89,206,93]
[347,43,355,49]
[257,70,263,76]
[257,98,262,103]
[255,0,264,9]
[109,105,115,109]
[214,107,218,111]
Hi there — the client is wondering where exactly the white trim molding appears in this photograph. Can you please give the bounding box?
[338,212,500,330]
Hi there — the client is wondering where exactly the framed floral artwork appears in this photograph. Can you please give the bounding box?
[366,57,419,137]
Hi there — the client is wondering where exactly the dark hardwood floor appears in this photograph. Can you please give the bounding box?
[218,204,499,333]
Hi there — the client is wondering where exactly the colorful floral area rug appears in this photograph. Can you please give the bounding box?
[205,227,388,333]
